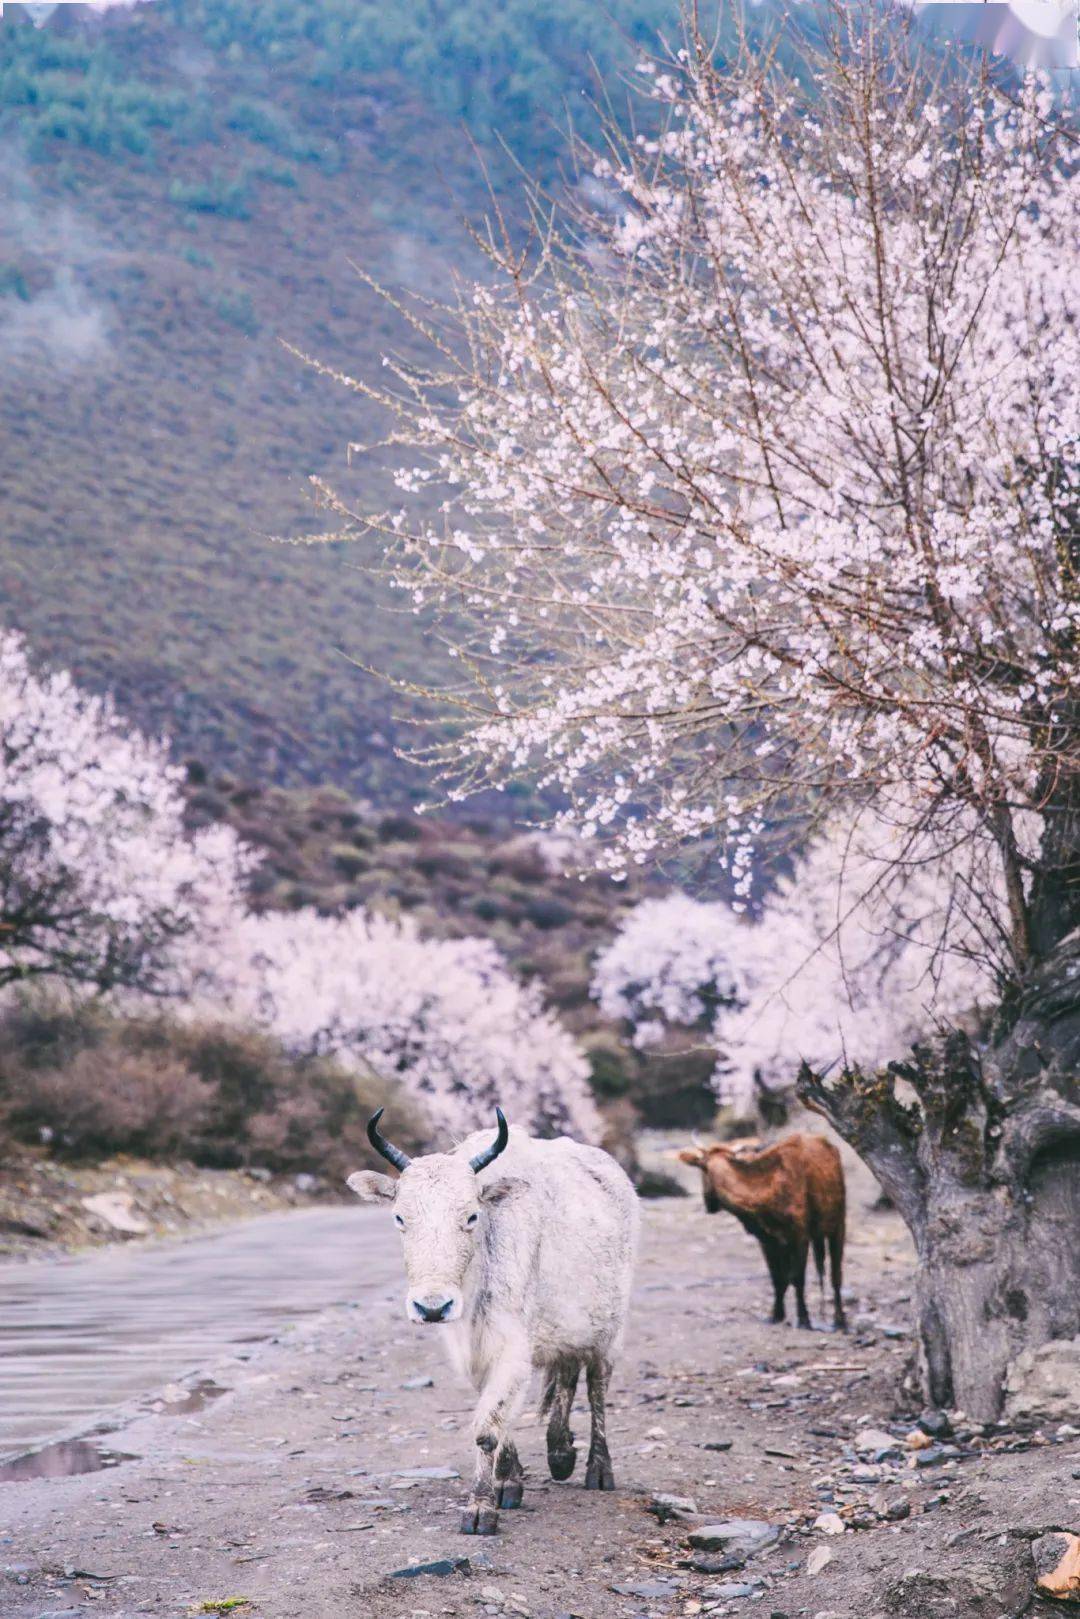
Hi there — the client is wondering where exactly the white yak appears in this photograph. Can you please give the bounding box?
[347,1107,639,1534]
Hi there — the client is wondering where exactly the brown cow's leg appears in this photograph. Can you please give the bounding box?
[760,1237,788,1322]
[495,1437,525,1509]
[829,1230,847,1331]
[584,1359,615,1491]
[792,1238,812,1329]
[543,1356,580,1480]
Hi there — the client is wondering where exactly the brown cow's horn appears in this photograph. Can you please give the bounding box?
[469,1107,509,1173]
[367,1108,411,1173]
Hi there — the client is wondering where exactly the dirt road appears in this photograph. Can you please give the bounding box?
[1,1174,1076,1619]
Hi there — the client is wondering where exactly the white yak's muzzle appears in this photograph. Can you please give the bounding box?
[407,1289,463,1325]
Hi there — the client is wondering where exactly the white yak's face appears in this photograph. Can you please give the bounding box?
[391,1155,482,1324]
[348,1153,516,1325]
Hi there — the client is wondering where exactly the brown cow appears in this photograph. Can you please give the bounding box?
[678,1133,846,1331]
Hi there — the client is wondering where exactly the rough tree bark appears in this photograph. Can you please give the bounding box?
[797,936,1080,1421]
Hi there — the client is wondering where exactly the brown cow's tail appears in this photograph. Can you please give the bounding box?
[811,1232,826,1296]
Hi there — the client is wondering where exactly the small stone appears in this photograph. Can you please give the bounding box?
[917,1409,952,1439]
[703,1439,734,1452]
[688,1520,779,1557]
[912,1445,947,1468]
[389,1556,470,1579]
[401,1377,435,1390]
[904,1429,933,1450]
[806,1545,833,1576]
[479,1587,505,1603]
[711,1583,756,1600]
[847,1510,877,1531]
[851,1467,879,1484]
[812,1513,845,1536]
[610,1580,680,1598]
[882,1500,911,1522]
[853,1429,895,1454]
[1033,1532,1080,1603]
[690,1554,746,1576]
[391,1466,460,1480]
[647,1492,698,1524]
[880,1324,907,1340]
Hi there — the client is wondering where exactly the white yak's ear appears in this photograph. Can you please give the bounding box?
[479,1176,526,1207]
[346,1170,398,1203]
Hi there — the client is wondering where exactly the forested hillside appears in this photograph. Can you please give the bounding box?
[0,0,681,799]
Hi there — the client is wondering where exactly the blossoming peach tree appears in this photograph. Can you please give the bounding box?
[592,818,997,1116]
[326,3,1080,1414]
[0,628,596,1142]
[0,629,250,997]
[200,908,600,1142]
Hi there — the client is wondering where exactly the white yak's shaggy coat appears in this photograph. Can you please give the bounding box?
[348,1124,639,1533]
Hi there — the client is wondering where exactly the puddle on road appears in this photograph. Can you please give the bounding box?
[0,1439,137,1484]
[148,1378,229,1416]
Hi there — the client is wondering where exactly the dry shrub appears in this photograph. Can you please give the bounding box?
[6,1047,213,1158]
[0,998,429,1177]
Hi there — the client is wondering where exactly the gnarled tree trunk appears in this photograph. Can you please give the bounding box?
[798,938,1080,1421]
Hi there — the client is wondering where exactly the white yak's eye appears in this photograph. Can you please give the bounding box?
[394,1213,405,1229]
[465,1211,479,1228]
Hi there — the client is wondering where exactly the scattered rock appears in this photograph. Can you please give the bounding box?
[80,1193,148,1235]
[688,1520,779,1556]
[847,1510,878,1531]
[917,1409,952,1439]
[1005,1337,1080,1424]
[904,1429,933,1450]
[1034,1532,1080,1603]
[703,1439,734,1452]
[807,1546,833,1576]
[389,1556,470,1579]
[689,1554,747,1576]
[882,1500,911,1523]
[611,1579,680,1598]
[854,1428,896,1455]
[400,1377,435,1390]
[812,1513,845,1536]
[391,1466,460,1480]
[710,1583,757,1600]
[648,1492,698,1524]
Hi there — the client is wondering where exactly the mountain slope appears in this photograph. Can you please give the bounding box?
[0,0,674,799]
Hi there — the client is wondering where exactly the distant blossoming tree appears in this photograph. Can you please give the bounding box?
[202,908,600,1141]
[594,818,997,1112]
[0,629,250,997]
[591,892,744,1051]
[0,629,597,1142]
[334,3,1080,1414]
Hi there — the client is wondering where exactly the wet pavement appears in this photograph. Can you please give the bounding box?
[0,1204,397,1463]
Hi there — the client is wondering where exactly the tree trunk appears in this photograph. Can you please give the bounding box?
[798,938,1080,1421]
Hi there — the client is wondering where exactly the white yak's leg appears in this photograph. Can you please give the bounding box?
[584,1357,615,1491]
[494,1436,524,1509]
[541,1355,580,1481]
[461,1328,530,1536]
